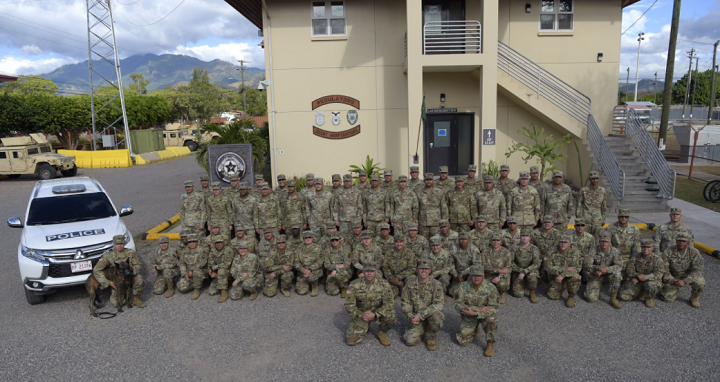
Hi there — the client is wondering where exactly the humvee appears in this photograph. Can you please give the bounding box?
[162,124,220,152]
[0,134,77,180]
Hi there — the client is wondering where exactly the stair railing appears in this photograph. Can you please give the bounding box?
[587,114,625,201]
[625,108,676,199]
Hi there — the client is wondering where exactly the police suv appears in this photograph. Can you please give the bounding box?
[8,177,135,305]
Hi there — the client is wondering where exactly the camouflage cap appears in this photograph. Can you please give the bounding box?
[229,174,239,181]
[398,175,408,181]
[455,176,465,182]
[424,172,434,180]
[500,165,510,171]
[379,222,391,230]
[439,166,448,173]
[370,174,380,181]
[305,173,315,180]
[506,216,518,223]
[458,232,470,240]
[438,219,449,227]
[351,219,363,228]
[574,217,586,225]
[209,220,223,228]
[676,232,690,241]
[618,208,631,217]
[314,177,324,183]
[361,230,373,239]
[417,258,432,269]
[529,166,539,174]
[253,174,264,181]
[468,264,485,276]
[599,230,611,241]
[343,174,353,181]
[211,182,221,190]
[302,231,315,239]
[640,238,654,247]
[184,180,194,186]
[429,236,442,246]
[179,229,189,238]
[670,207,682,215]
[483,175,494,182]
[200,174,209,181]
[363,261,378,271]
[325,221,337,229]
[491,232,504,241]
[589,171,600,179]
[235,240,249,249]
[287,180,296,187]
[410,166,420,173]
[559,234,573,243]
[276,234,287,243]
[213,235,225,244]
[264,226,275,233]
[407,222,419,231]
[234,226,246,232]
[358,170,367,176]
[187,234,199,242]
[238,181,249,190]
[394,235,406,242]
[290,223,301,230]
[384,170,393,175]
[518,171,530,179]
[330,232,342,240]
[158,235,169,244]
[468,164,478,172]
[553,171,564,178]
[543,215,554,222]
[277,174,287,180]
[260,182,270,190]
[332,174,341,181]
[520,228,532,236]
[475,215,487,222]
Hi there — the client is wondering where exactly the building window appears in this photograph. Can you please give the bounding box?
[311,1,346,36]
[539,0,573,31]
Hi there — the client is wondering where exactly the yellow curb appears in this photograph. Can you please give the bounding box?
[142,213,181,240]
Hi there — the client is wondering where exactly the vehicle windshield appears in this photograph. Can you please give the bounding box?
[27,192,116,225]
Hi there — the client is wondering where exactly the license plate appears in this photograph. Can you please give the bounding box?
[71,260,93,273]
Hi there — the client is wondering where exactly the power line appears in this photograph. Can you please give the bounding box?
[678,38,717,46]
[0,25,86,51]
[0,0,45,5]
[0,14,87,44]
[115,0,143,4]
[117,0,187,27]
[621,0,657,36]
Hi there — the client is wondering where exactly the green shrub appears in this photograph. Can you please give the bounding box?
[348,155,385,184]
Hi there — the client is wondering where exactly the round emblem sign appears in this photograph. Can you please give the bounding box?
[215,152,246,183]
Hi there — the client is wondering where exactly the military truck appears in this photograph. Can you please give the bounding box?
[0,133,77,180]
[162,125,220,152]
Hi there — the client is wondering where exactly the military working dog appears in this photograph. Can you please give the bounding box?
[86,259,133,317]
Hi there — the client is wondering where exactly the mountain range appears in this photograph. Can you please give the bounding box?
[40,53,265,94]
[618,78,666,95]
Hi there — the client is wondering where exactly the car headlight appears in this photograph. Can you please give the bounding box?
[21,245,48,263]
[124,232,131,245]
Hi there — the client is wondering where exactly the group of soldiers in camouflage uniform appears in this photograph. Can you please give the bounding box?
[117,163,703,353]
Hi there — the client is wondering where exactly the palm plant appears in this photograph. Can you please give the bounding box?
[195,119,268,174]
[348,155,385,184]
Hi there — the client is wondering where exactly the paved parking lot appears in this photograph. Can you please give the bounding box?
[1,156,719,381]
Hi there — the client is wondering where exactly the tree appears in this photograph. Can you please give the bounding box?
[129,73,149,96]
[0,75,58,96]
[188,67,222,122]
[671,69,719,106]
[0,94,31,137]
[505,123,572,178]
[195,119,268,174]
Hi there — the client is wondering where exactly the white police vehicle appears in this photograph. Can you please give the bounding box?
[7,177,135,305]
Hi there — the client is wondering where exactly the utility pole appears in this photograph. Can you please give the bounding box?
[689,57,699,119]
[654,72,658,104]
[682,48,696,119]
[635,32,645,101]
[626,67,630,103]
[236,60,250,115]
[659,0,682,147]
[709,40,719,124]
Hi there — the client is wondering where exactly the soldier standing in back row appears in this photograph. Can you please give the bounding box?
[224,174,241,199]
[255,182,283,236]
[200,174,212,200]
[275,174,288,200]
[476,175,507,231]
[306,177,333,239]
[354,170,369,192]
[408,166,423,191]
[180,180,206,236]
[465,164,480,195]
[388,175,419,237]
[206,182,233,238]
[444,176,477,233]
[362,174,389,236]
[417,173,448,239]
[282,180,307,229]
[607,208,641,276]
[528,166,544,191]
[333,174,363,239]
[507,171,541,233]
[231,182,257,235]
[541,171,574,228]
[495,164,515,198]
[250,174,265,198]
[576,171,607,238]
[653,207,695,256]
[401,259,445,351]
[435,166,453,194]
[330,174,342,196]
[381,169,396,191]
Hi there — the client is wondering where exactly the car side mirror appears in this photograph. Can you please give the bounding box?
[119,206,134,217]
[7,217,23,228]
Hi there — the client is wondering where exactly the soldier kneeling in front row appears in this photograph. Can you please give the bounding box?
[618,238,665,308]
[151,235,180,298]
[454,265,499,357]
[660,233,705,308]
[400,259,445,351]
[344,261,397,346]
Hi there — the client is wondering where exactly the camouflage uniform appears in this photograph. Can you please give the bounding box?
[454,277,499,346]
[541,182,574,226]
[444,186,477,232]
[230,234,258,255]
[481,245,513,297]
[475,187,507,231]
[223,185,240,199]
[405,231,430,259]
[570,230,596,256]
[180,188,206,236]
[306,186,334,239]
[354,180,370,193]
[294,241,324,295]
[258,235,276,260]
[531,227,562,258]
[619,252,666,301]
[177,245,209,293]
[282,192,307,229]
[286,233,304,253]
[362,187,389,235]
[543,245,583,300]
[495,177,516,198]
[408,178,423,192]
[661,244,705,302]
[422,244,455,292]
[464,165,480,195]
[388,186,419,237]
[607,221,641,274]
[529,179,545,192]
[451,242,482,279]
[417,181,448,239]
[575,181,607,238]
[263,242,295,297]
[353,240,385,278]
[231,192,257,232]
[653,221,695,256]
[255,192,283,234]
[400,274,445,346]
[468,226,494,254]
[333,183,363,239]
[506,186,540,232]
[207,242,236,296]
[229,251,260,300]
[344,271,397,346]
[501,228,521,249]
[437,227,459,251]
[151,246,180,295]
[94,247,144,307]
[435,175,453,195]
[382,246,417,297]
[375,232,395,256]
[206,191,233,237]
[583,245,623,302]
[324,238,354,296]
[510,243,541,297]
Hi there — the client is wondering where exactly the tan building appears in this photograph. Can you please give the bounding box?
[225,0,639,187]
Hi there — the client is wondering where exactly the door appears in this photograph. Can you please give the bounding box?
[0,151,11,173]
[425,113,474,175]
[422,0,465,54]
[10,150,27,172]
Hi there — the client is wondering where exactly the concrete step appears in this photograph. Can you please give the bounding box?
[608,143,632,149]
[615,204,670,212]
[608,134,627,138]
[622,189,661,195]
[605,136,628,142]
[611,149,635,156]
[615,156,640,163]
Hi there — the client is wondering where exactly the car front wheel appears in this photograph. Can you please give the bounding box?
[25,287,45,305]
[61,164,78,177]
[37,164,56,180]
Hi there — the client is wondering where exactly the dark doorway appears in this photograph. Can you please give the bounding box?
[425,113,474,175]
[422,0,466,54]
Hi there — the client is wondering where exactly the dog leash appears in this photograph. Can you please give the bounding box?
[95,311,117,319]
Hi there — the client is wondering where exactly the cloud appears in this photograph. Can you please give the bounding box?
[0,56,79,75]
[168,42,264,66]
[20,44,41,55]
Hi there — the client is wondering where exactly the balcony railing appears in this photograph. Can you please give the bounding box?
[423,20,481,55]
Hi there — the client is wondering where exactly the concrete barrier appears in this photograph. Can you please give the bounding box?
[135,146,193,165]
[56,149,131,168]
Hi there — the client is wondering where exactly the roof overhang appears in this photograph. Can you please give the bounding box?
[622,0,642,7]
[0,74,18,83]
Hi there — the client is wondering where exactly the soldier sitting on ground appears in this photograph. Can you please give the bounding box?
[353,230,385,279]
[294,231,324,297]
[510,229,542,303]
[229,240,260,301]
[207,235,236,303]
[382,235,416,298]
[421,236,455,299]
[400,259,445,351]
[481,232,513,304]
[262,234,295,297]
[324,232,354,296]
[178,234,208,300]
[661,233,705,308]
[344,261,397,347]
[653,207,695,256]
[543,235,583,307]
[151,235,180,298]
[454,264,499,357]
[583,230,624,309]
[618,238,666,308]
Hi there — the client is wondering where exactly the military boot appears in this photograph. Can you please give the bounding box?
[566,293,575,308]
[339,288,346,296]
[310,282,319,297]
[191,288,201,300]
[249,290,258,300]
[690,293,701,308]
[484,342,495,357]
[217,289,228,303]
[426,339,437,351]
[165,280,175,298]
[645,297,654,308]
[133,295,146,308]
[376,331,391,346]
[281,288,291,297]
[610,292,622,309]
[529,289,538,303]
[498,292,505,304]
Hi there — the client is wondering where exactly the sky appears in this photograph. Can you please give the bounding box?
[0,0,718,82]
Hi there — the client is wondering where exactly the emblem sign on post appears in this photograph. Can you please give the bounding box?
[315,111,325,126]
[482,129,496,146]
[207,144,254,185]
[311,95,361,140]
[347,110,358,125]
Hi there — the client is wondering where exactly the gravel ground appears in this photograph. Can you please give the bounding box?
[1,157,719,381]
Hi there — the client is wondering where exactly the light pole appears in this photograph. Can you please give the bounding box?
[708,41,719,123]
[626,67,630,103]
[654,71,658,104]
[634,32,645,102]
[236,60,250,115]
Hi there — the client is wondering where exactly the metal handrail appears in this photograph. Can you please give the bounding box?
[423,20,481,54]
[587,114,625,201]
[497,41,591,124]
[625,108,676,199]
